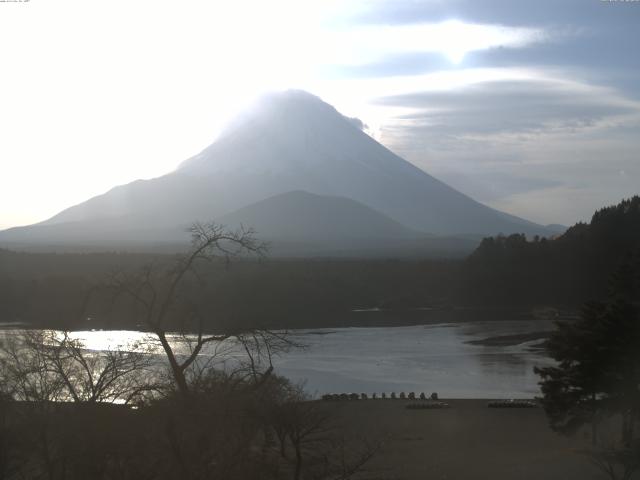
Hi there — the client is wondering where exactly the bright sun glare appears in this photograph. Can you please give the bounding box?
[0,0,543,229]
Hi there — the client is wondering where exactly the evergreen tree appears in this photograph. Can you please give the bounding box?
[534,301,611,443]
[536,264,640,447]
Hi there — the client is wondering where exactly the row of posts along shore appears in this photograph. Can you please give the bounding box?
[322,392,439,401]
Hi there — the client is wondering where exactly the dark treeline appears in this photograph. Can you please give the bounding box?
[463,196,640,306]
[0,251,460,331]
[1,196,639,331]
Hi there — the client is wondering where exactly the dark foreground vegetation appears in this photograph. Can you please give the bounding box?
[534,256,640,479]
[0,196,638,479]
[0,224,378,480]
[0,332,376,480]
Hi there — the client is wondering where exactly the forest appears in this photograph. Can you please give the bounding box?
[0,196,638,332]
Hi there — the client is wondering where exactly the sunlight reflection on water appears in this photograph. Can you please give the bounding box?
[4,320,553,399]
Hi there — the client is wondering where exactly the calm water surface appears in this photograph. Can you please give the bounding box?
[274,321,553,398]
[57,320,554,399]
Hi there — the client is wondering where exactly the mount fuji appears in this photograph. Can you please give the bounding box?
[0,90,551,256]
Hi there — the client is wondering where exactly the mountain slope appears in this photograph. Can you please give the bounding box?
[218,190,421,241]
[178,90,546,236]
[0,90,552,254]
[217,191,480,258]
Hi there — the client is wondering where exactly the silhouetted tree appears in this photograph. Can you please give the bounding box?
[536,259,640,479]
[535,301,613,443]
[0,329,160,480]
[266,381,379,480]
[0,330,157,405]
[536,300,640,440]
[105,222,273,397]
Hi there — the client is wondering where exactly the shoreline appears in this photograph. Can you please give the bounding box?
[465,330,553,347]
[0,305,577,333]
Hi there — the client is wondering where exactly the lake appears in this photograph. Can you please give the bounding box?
[53,319,555,399]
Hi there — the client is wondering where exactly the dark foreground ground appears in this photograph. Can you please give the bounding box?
[332,399,599,480]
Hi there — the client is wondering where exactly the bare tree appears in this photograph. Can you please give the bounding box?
[99,222,301,402]
[0,223,379,480]
[105,222,269,397]
[266,384,380,480]
[0,330,158,405]
[0,329,161,480]
[0,330,67,403]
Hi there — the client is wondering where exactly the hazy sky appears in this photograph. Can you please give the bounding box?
[1,0,639,229]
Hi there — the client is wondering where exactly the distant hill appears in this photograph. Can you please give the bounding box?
[219,190,420,240]
[0,90,554,256]
[217,190,480,257]
[544,224,567,235]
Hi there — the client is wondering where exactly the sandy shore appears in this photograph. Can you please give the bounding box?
[329,399,599,480]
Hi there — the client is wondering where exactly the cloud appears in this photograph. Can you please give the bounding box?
[434,171,563,203]
[323,20,548,67]
[368,73,640,224]
[342,1,640,101]
[343,115,369,131]
[375,77,640,147]
[326,52,451,79]
[354,0,638,30]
